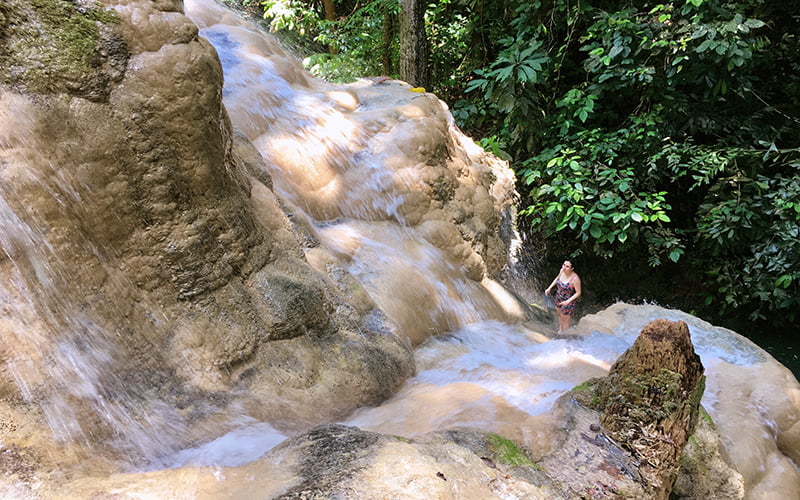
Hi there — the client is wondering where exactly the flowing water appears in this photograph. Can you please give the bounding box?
[1,0,798,496]
[153,309,766,470]
[175,1,799,488]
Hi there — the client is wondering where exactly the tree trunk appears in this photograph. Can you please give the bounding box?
[322,0,336,21]
[322,0,337,54]
[599,319,705,498]
[381,8,397,75]
[398,0,428,88]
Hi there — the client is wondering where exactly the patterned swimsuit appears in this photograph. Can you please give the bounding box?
[555,277,577,316]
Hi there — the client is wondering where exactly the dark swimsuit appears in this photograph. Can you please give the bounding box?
[555,277,577,316]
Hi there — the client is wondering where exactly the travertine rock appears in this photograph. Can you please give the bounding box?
[0,0,416,471]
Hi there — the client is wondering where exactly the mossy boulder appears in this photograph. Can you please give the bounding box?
[582,320,705,476]
[543,319,706,499]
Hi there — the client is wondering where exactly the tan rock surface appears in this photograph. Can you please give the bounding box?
[0,0,418,475]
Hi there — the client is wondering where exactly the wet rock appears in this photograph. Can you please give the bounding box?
[0,0,419,471]
[577,303,800,498]
[0,0,129,100]
[266,424,560,499]
[597,320,705,483]
[541,319,706,499]
[672,415,745,499]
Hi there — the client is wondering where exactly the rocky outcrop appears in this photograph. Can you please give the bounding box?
[0,0,527,485]
[0,0,128,100]
[264,424,564,500]
[577,303,800,498]
[596,319,705,495]
[0,0,417,469]
[540,319,707,498]
[183,0,527,347]
[3,2,799,499]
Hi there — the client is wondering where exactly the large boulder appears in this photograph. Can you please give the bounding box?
[539,319,707,498]
[576,303,800,499]
[0,0,416,472]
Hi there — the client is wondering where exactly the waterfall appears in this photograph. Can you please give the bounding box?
[0,0,797,497]
[185,0,529,348]
[0,103,191,463]
[177,1,800,495]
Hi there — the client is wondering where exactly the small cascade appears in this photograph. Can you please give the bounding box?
[185,0,528,347]
[0,1,797,497]
[0,94,227,466]
[340,307,768,446]
[342,321,620,440]
[0,177,193,465]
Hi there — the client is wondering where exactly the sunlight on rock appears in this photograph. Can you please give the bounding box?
[0,0,797,498]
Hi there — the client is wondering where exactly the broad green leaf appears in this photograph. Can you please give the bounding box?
[696,39,715,53]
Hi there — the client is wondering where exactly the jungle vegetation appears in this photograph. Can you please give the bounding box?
[226,0,799,342]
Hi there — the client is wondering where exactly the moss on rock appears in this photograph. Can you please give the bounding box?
[0,0,127,100]
[565,319,706,499]
[486,433,540,469]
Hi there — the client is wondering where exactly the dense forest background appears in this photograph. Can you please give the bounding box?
[224,0,799,358]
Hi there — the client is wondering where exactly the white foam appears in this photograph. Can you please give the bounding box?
[165,422,287,469]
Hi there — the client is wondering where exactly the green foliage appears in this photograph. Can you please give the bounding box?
[261,0,319,33]
[694,152,800,326]
[504,1,798,331]
[258,0,400,82]
[426,1,471,94]
[463,37,549,151]
[443,0,798,333]
[239,0,800,335]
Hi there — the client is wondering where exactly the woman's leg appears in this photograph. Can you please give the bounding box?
[558,311,570,332]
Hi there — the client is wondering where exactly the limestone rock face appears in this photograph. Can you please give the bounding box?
[263,424,560,500]
[0,0,415,470]
[0,0,129,100]
[672,417,745,499]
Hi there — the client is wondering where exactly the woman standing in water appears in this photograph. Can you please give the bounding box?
[544,260,582,333]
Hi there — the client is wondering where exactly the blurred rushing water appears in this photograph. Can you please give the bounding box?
[2,3,796,496]
[155,306,773,469]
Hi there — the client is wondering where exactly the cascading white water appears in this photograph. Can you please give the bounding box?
[172,3,799,498]
[0,182,190,464]
[1,0,798,497]
[0,90,244,467]
[184,0,528,349]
